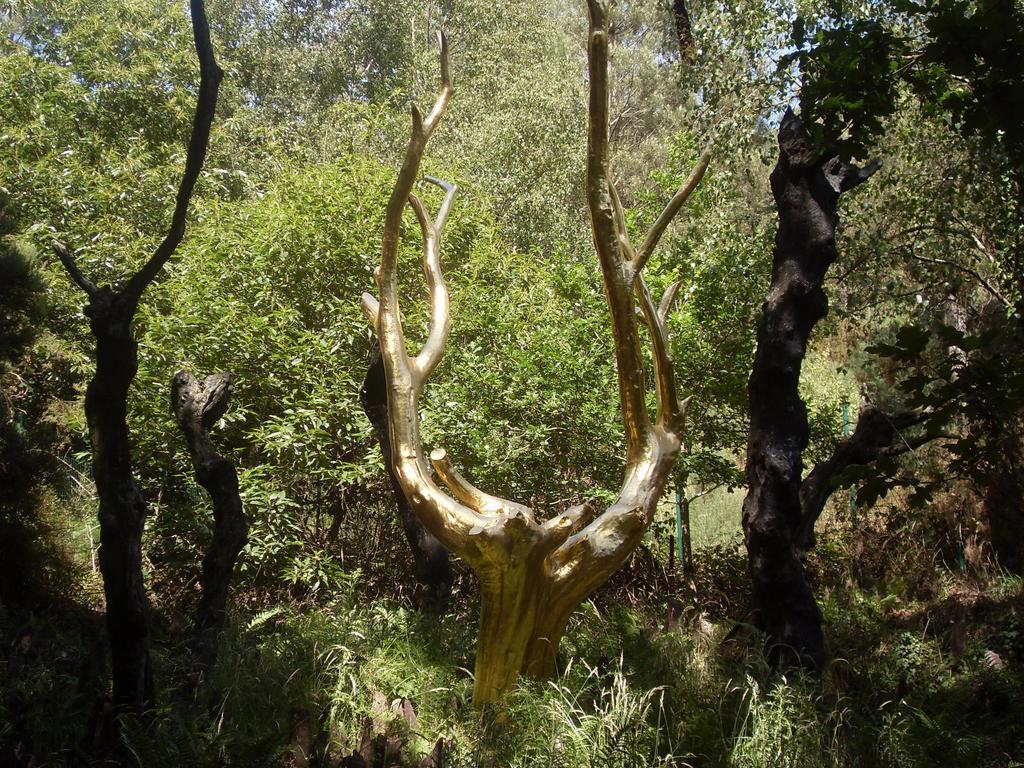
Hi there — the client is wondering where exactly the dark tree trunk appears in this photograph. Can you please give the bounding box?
[50,0,222,719]
[796,404,931,552]
[171,371,248,678]
[85,289,154,713]
[679,491,694,577]
[742,111,877,667]
[672,0,695,63]
[360,340,453,609]
[983,431,1024,572]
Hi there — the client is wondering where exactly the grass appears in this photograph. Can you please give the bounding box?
[691,486,744,549]
[6,565,1020,767]
[3,477,1023,767]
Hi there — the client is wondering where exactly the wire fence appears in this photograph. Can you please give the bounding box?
[54,452,206,506]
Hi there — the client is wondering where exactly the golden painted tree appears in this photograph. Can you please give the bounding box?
[360,0,711,704]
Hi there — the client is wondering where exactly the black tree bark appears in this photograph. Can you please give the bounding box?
[85,289,154,712]
[796,403,933,553]
[171,371,247,678]
[51,0,221,715]
[360,340,453,609]
[742,111,878,667]
[671,0,695,63]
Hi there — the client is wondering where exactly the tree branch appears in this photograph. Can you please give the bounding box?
[429,448,530,518]
[410,177,458,381]
[557,501,598,534]
[424,175,456,233]
[51,241,98,296]
[585,0,651,458]
[543,0,693,610]
[608,179,637,261]
[369,30,484,550]
[880,429,952,457]
[634,272,680,427]
[420,31,452,138]
[635,139,712,273]
[359,292,380,327]
[902,248,1012,309]
[122,0,223,302]
[795,404,944,551]
[691,480,726,501]
[657,279,683,326]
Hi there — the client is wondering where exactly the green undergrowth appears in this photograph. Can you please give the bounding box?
[5,563,1021,767]
[3,490,1022,767]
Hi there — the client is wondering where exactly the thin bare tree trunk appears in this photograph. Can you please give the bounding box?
[51,0,222,715]
[171,371,247,678]
[86,295,154,711]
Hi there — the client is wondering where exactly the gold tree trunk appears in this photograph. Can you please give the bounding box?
[358,2,711,704]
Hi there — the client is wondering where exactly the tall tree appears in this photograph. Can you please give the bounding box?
[360,1,710,703]
[741,111,877,667]
[50,0,221,714]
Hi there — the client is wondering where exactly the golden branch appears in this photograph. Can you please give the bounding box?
[634,139,713,274]
[430,448,530,518]
[657,279,683,325]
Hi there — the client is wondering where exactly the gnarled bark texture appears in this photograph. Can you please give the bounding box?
[742,111,877,668]
[796,403,932,553]
[672,0,695,63]
[360,340,453,609]
[85,288,154,711]
[51,0,221,714]
[171,371,247,678]
[358,3,710,704]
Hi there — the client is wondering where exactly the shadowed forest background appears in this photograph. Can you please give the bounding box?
[1,0,1022,765]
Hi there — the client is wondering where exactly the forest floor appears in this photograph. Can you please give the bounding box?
[2,485,1023,767]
